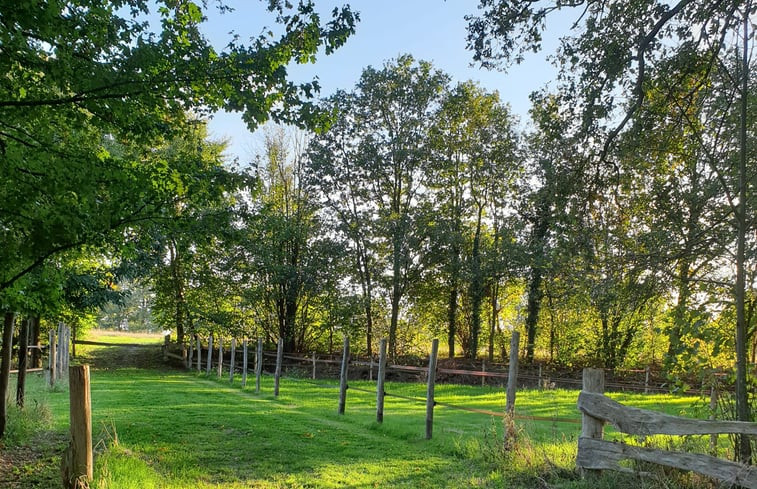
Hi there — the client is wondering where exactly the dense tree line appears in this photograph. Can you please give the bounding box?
[0,0,753,461]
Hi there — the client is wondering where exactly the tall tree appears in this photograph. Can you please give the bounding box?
[307,91,380,356]
[468,0,754,461]
[428,81,519,358]
[358,56,449,359]
[0,0,357,302]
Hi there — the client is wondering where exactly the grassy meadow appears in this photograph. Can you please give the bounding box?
[3,333,729,489]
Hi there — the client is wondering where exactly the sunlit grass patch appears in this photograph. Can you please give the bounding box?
[11,342,726,489]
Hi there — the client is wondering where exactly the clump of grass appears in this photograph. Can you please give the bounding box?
[2,399,53,447]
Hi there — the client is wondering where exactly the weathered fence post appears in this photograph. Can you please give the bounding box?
[274,338,283,397]
[229,338,236,384]
[505,331,520,415]
[63,365,92,489]
[206,335,214,375]
[481,359,486,387]
[312,352,317,380]
[255,337,263,394]
[56,323,63,379]
[241,339,248,388]
[63,326,70,373]
[538,364,543,390]
[338,335,350,415]
[217,336,223,378]
[579,367,605,477]
[425,338,439,440]
[376,338,387,423]
[710,377,719,455]
[196,335,201,372]
[644,365,650,394]
[16,318,29,407]
[503,331,520,450]
[163,334,169,362]
[49,329,57,387]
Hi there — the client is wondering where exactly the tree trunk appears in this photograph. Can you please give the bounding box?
[364,280,374,358]
[30,316,41,368]
[524,267,543,363]
[448,286,458,359]
[357,244,375,358]
[16,318,29,407]
[284,295,297,352]
[0,312,15,438]
[488,280,499,362]
[524,198,550,363]
[170,241,185,344]
[469,204,484,359]
[389,227,403,360]
[734,6,752,464]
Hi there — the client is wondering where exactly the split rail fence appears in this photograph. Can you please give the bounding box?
[577,368,757,488]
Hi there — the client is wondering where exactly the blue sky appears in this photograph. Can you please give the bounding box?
[202,1,572,163]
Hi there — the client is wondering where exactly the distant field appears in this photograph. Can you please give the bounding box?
[83,329,165,345]
[14,338,721,489]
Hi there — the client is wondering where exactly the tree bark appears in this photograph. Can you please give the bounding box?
[30,316,41,368]
[734,4,752,464]
[0,312,15,438]
[469,204,484,359]
[489,280,499,362]
[524,197,550,363]
[524,266,544,363]
[16,318,29,407]
[448,286,458,359]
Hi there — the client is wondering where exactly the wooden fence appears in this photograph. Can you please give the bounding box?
[577,368,757,488]
[165,332,587,439]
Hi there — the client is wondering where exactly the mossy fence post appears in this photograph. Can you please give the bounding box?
[338,335,350,415]
[579,367,605,478]
[376,338,387,423]
[63,364,92,489]
[504,331,520,450]
[425,338,439,440]
[505,331,520,415]
[274,338,283,397]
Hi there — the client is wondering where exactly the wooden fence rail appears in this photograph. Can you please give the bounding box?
[577,368,757,488]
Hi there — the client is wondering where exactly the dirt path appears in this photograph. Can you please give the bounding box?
[0,431,68,489]
[77,342,168,370]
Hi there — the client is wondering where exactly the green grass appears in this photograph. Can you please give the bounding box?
[13,348,726,489]
[82,329,165,345]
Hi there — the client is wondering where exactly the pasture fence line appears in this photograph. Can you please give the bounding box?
[577,368,757,488]
[164,334,719,400]
[165,333,587,440]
